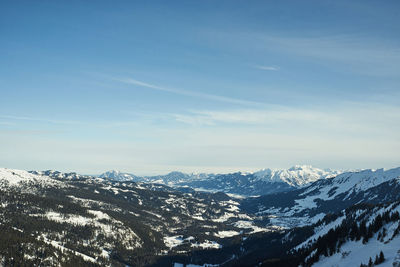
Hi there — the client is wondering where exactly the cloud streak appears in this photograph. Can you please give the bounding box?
[170,103,400,139]
[254,65,280,71]
[173,109,324,126]
[112,77,262,106]
[0,115,84,125]
[208,30,400,77]
[259,34,400,76]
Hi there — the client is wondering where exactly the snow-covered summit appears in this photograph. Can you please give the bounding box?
[254,165,341,187]
[242,166,400,229]
[302,167,400,200]
[99,170,137,181]
[0,167,62,188]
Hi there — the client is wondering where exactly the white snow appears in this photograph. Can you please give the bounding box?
[164,236,222,250]
[88,210,111,220]
[39,234,97,263]
[302,201,400,267]
[234,220,276,233]
[214,230,240,238]
[212,212,236,222]
[164,236,186,249]
[257,167,400,229]
[296,215,346,250]
[254,165,341,187]
[0,168,63,188]
[301,168,400,202]
[44,211,91,225]
[32,210,142,250]
[192,240,222,249]
[312,234,400,267]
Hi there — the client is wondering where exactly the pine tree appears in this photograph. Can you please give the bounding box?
[368,257,373,267]
[379,251,385,263]
[359,220,367,241]
[374,254,379,265]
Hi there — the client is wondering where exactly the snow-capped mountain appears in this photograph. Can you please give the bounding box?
[142,171,204,184]
[99,165,340,196]
[2,165,400,266]
[30,169,91,180]
[0,168,64,188]
[253,165,340,186]
[242,167,400,228]
[98,170,138,181]
[98,170,205,184]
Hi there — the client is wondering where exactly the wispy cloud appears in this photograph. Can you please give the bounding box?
[171,103,400,138]
[207,30,400,76]
[173,108,326,126]
[112,77,262,106]
[259,34,400,76]
[0,121,15,126]
[0,114,147,129]
[0,115,84,125]
[253,65,280,71]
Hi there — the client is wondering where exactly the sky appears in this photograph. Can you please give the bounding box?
[1,0,399,175]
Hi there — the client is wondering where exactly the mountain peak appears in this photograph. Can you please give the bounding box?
[288,165,315,171]
[254,166,341,187]
[99,170,137,181]
[105,170,120,175]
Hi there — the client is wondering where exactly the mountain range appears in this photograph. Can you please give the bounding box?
[98,165,341,196]
[1,165,400,266]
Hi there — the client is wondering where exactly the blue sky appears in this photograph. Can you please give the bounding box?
[1,0,399,174]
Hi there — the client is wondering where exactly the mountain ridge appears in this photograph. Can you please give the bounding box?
[1,165,400,266]
[97,165,342,196]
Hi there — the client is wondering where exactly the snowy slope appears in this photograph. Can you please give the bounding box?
[313,237,400,267]
[295,201,400,267]
[1,166,400,266]
[242,167,400,228]
[300,167,400,201]
[0,167,276,266]
[0,167,63,188]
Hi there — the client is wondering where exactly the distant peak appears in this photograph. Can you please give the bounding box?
[167,171,185,175]
[98,170,137,181]
[288,165,315,171]
[254,165,341,187]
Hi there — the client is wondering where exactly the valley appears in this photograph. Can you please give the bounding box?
[1,166,400,266]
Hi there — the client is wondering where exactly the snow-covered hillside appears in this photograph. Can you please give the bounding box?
[0,167,276,266]
[0,168,63,189]
[300,167,400,201]
[2,165,400,266]
[294,201,400,267]
[242,167,400,228]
